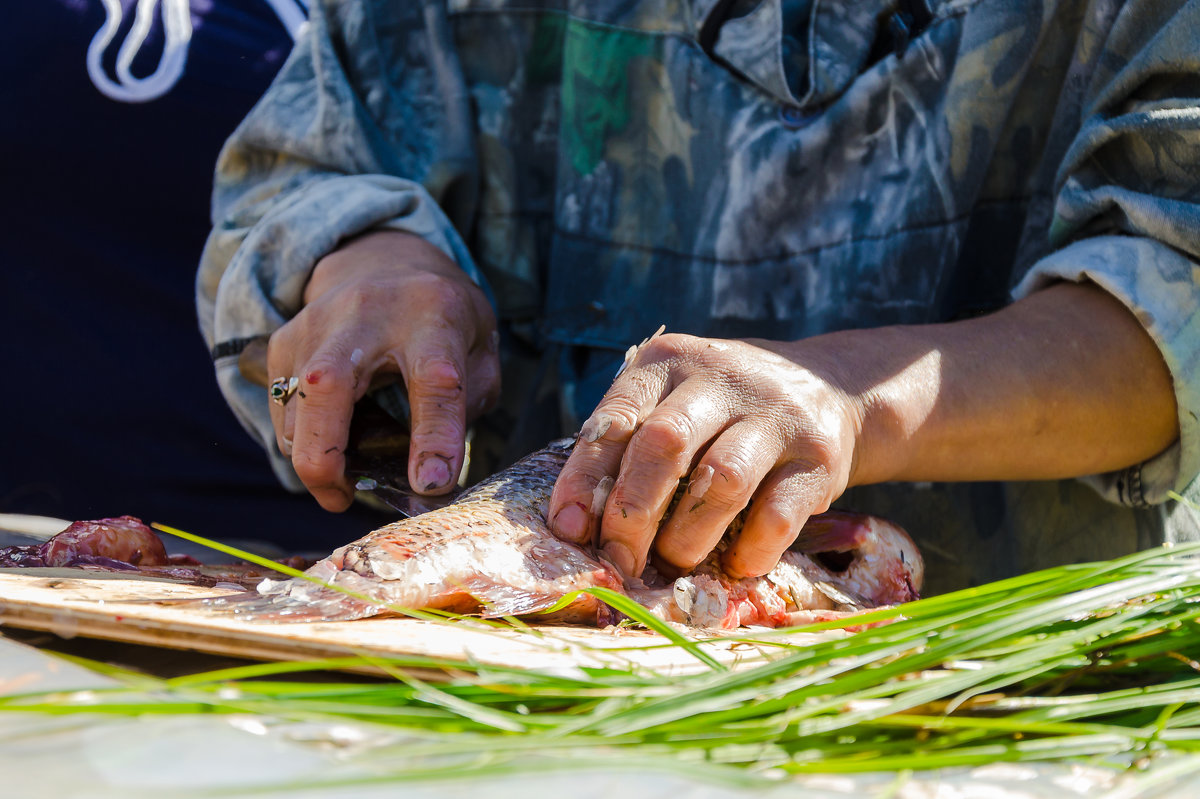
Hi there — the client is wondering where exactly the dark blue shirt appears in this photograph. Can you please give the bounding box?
[1,0,388,548]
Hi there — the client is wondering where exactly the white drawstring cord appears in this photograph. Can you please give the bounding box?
[85,0,308,104]
[262,0,308,40]
[87,0,192,103]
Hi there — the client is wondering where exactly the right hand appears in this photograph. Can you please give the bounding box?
[547,333,864,581]
[266,230,500,511]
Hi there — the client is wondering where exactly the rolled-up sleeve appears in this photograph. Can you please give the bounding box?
[196,0,482,488]
[1013,0,1200,505]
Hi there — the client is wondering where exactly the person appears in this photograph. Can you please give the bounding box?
[2,0,390,549]
[198,0,1200,594]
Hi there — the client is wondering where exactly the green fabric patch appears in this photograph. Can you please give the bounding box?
[561,21,658,176]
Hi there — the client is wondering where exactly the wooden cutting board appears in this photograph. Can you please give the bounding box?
[0,569,827,678]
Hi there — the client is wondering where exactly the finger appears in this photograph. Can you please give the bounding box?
[265,329,298,457]
[721,461,838,578]
[548,333,686,550]
[649,422,780,574]
[289,347,364,512]
[281,402,296,457]
[546,394,644,546]
[596,390,733,577]
[464,330,502,421]
[402,328,472,495]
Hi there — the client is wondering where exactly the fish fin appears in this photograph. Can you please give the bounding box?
[809,580,870,609]
[782,608,858,627]
[455,578,564,618]
[155,587,385,623]
[782,607,891,633]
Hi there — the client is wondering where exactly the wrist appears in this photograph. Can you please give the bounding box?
[790,326,938,488]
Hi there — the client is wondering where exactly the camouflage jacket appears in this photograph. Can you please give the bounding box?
[199,0,1200,592]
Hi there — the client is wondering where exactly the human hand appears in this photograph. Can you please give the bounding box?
[545,283,1183,581]
[547,332,865,580]
[266,230,499,511]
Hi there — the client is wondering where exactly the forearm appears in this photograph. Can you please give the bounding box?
[810,281,1179,487]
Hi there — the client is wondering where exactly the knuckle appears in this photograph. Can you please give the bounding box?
[559,468,606,500]
[634,412,695,462]
[792,431,843,465]
[551,462,611,518]
[642,332,692,360]
[605,407,641,442]
[291,449,342,488]
[266,325,295,356]
[744,500,799,549]
[410,393,467,444]
[298,354,356,400]
[606,484,668,531]
[582,401,641,445]
[702,454,758,505]
[411,355,465,397]
[310,281,382,321]
[606,498,657,531]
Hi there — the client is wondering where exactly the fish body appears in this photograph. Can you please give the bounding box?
[241,440,625,624]
[224,440,924,630]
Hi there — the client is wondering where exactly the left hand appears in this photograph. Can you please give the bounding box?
[547,333,865,579]
[546,283,1181,582]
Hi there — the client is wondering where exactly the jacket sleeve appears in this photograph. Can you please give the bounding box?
[196,0,483,488]
[1013,0,1200,505]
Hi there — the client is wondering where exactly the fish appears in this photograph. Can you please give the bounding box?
[206,439,924,630]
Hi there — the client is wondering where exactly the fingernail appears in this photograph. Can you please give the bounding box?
[416,455,452,491]
[552,502,590,543]
[591,476,615,516]
[579,414,612,443]
[602,541,637,577]
[281,436,293,456]
[688,464,715,498]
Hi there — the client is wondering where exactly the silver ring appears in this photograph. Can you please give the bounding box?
[270,376,300,406]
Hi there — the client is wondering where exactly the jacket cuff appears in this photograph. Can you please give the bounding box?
[1013,235,1200,504]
